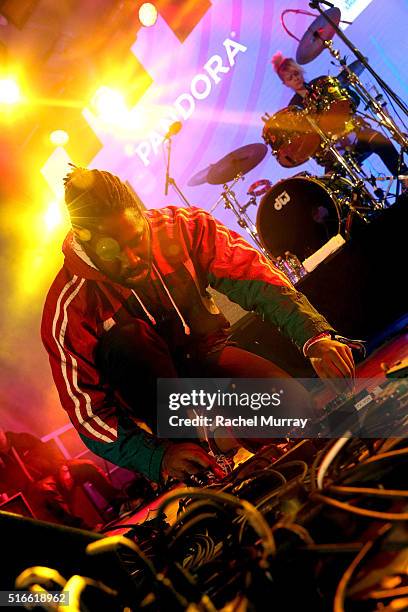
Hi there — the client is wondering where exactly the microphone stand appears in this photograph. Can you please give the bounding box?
[164,136,192,208]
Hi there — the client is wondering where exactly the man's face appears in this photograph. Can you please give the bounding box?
[282,67,305,92]
[82,208,152,287]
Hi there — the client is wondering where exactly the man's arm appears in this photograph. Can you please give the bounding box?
[184,208,331,348]
[184,208,354,378]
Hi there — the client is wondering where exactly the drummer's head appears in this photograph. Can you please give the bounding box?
[271,52,305,92]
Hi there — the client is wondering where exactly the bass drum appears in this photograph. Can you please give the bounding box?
[256,175,343,261]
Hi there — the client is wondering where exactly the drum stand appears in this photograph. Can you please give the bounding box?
[309,0,408,131]
[323,39,408,150]
[305,113,375,219]
[309,1,408,191]
[211,174,273,259]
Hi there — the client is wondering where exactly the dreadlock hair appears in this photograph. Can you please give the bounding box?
[271,52,304,82]
[64,165,141,230]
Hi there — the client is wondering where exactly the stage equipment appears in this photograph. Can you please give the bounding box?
[301,110,378,211]
[247,179,272,197]
[260,79,378,211]
[138,3,158,28]
[262,106,321,167]
[304,76,355,136]
[209,174,269,258]
[164,121,182,140]
[256,174,345,261]
[301,4,408,194]
[187,166,212,187]
[264,6,408,210]
[188,144,267,187]
[187,144,270,255]
[205,143,267,185]
[26,435,407,610]
[337,59,365,85]
[163,121,193,207]
[295,6,341,65]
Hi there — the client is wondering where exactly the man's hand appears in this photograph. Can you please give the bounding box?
[306,339,355,380]
[161,442,225,481]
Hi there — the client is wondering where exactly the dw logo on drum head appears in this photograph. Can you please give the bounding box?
[274,191,291,210]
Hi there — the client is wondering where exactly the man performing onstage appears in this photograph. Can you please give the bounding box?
[41,167,355,484]
[271,52,407,179]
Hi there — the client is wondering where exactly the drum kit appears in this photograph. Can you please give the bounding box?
[184,6,408,268]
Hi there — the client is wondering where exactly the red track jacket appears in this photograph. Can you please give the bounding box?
[41,206,332,481]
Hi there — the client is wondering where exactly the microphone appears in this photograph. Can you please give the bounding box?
[164,121,182,140]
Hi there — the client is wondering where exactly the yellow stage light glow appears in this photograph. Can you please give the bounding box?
[13,197,70,301]
[92,86,128,123]
[49,130,69,146]
[139,3,158,27]
[124,143,136,157]
[41,146,72,199]
[44,201,64,231]
[0,78,21,104]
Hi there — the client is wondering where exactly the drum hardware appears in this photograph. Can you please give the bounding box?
[215,174,272,259]
[205,143,268,185]
[316,147,374,196]
[303,111,377,215]
[355,111,393,132]
[337,59,366,85]
[255,172,377,263]
[247,179,272,198]
[187,165,212,187]
[337,149,369,179]
[188,145,272,253]
[368,174,406,207]
[239,194,257,213]
[294,4,408,201]
[303,4,408,152]
[318,40,408,152]
[188,143,268,193]
[209,173,243,214]
[295,6,341,65]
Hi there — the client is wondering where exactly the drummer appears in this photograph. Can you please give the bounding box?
[271,52,407,182]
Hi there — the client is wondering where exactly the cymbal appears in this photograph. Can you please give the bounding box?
[296,7,341,65]
[206,143,268,185]
[187,166,212,186]
[337,59,366,84]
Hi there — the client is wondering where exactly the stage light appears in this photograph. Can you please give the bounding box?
[92,86,128,122]
[0,78,21,104]
[49,130,69,146]
[44,200,63,231]
[124,143,136,157]
[139,3,158,27]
